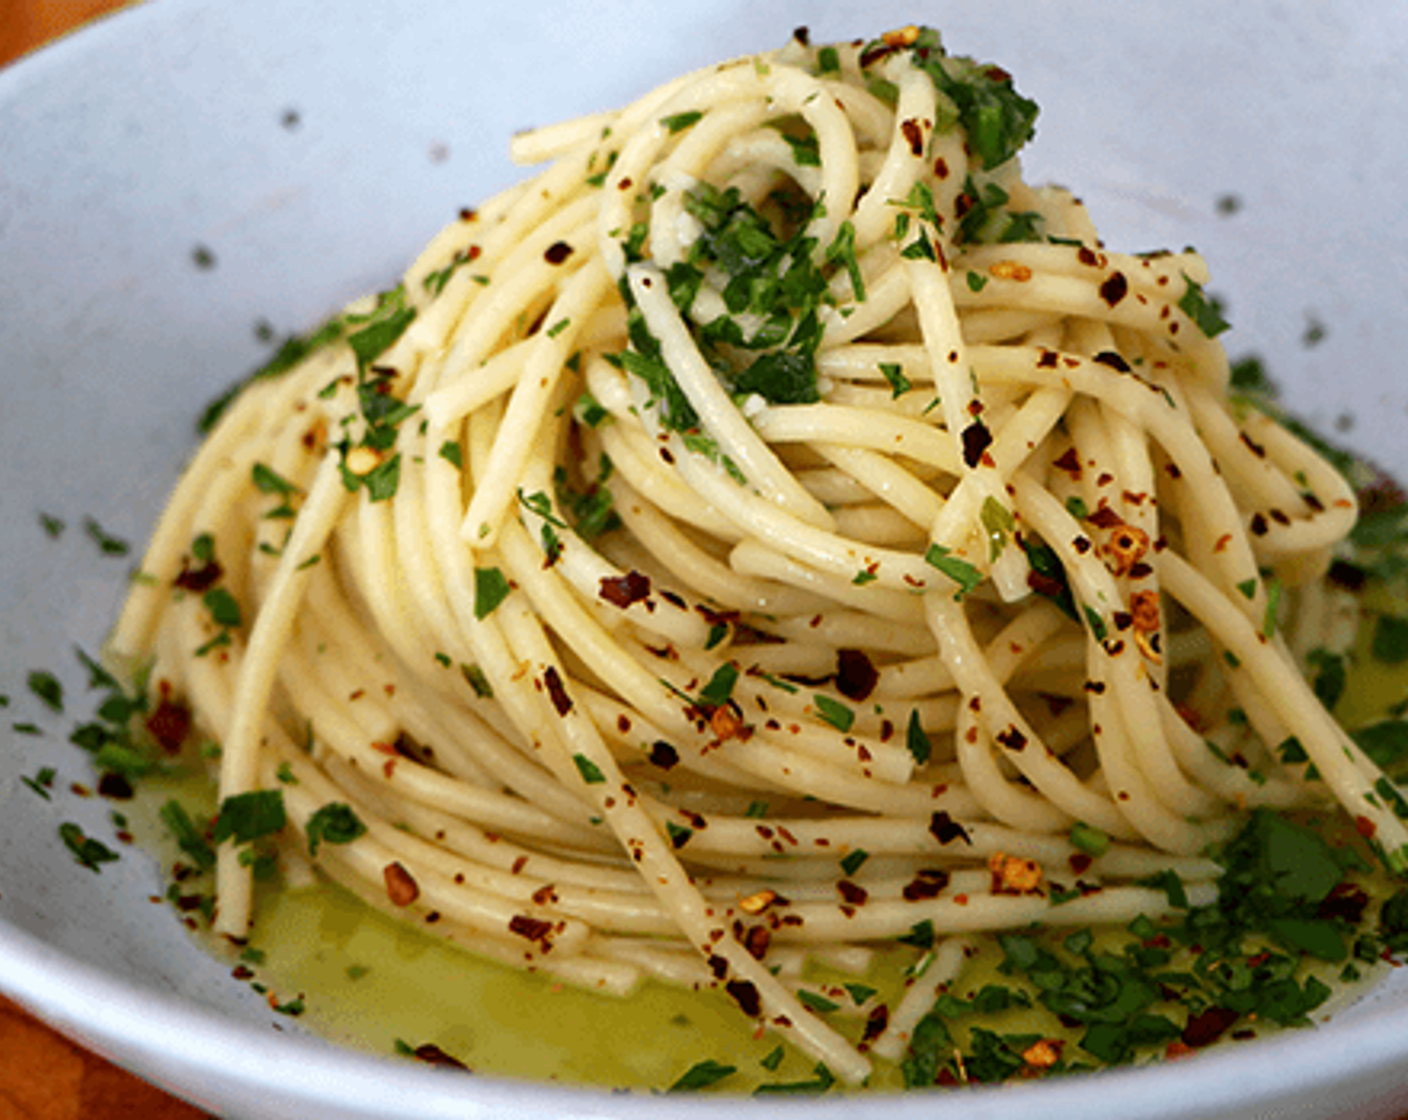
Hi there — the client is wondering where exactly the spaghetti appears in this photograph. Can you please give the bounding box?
[110,27,1400,1083]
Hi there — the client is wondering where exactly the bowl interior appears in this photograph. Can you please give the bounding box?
[3,1,1408,1117]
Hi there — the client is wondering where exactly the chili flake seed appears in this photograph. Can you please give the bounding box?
[1104,524,1150,576]
[989,260,1033,282]
[882,25,921,47]
[1130,590,1160,632]
[738,889,778,915]
[1022,1039,1062,1069]
[988,851,1042,894]
[709,705,750,742]
[383,861,420,907]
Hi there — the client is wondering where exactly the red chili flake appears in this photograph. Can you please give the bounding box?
[1086,505,1124,529]
[929,810,972,846]
[725,979,762,1017]
[509,914,555,945]
[544,241,574,264]
[900,118,925,157]
[1249,513,1269,536]
[933,157,949,179]
[1099,272,1129,307]
[648,740,679,770]
[1028,570,1066,599]
[599,570,651,608]
[97,771,134,800]
[860,1003,889,1046]
[143,695,192,753]
[1068,852,1094,875]
[709,705,751,742]
[542,666,573,716]
[1355,815,1378,840]
[837,880,869,906]
[409,1043,470,1069]
[835,648,878,701]
[1053,448,1082,478]
[1322,562,1366,598]
[902,869,951,901]
[961,421,993,469]
[995,726,1027,752]
[531,885,559,906]
[742,925,771,959]
[1239,431,1267,458]
[174,558,223,593]
[1036,349,1059,369]
[1091,350,1131,373]
[1182,1006,1240,1048]
[384,862,419,907]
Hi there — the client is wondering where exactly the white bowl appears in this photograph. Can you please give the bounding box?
[4,1,1408,1117]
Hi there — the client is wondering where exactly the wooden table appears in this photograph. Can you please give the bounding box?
[2,10,203,1120]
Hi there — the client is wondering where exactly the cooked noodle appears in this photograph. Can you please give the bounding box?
[109,27,1397,1082]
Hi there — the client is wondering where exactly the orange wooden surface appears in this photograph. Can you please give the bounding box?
[1,10,204,1120]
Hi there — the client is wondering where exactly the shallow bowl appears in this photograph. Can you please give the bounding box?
[3,2,1408,1117]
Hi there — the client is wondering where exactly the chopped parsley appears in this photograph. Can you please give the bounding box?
[910,40,1038,170]
[1372,615,1408,664]
[878,361,911,398]
[813,694,854,732]
[669,1059,737,1092]
[906,709,932,765]
[212,789,287,846]
[160,799,216,870]
[59,822,119,872]
[305,802,368,856]
[27,669,64,714]
[473,567,511,620]
[1178,275,1232,338]
[437,440,464,470]
[572,754,606,785]
[22,767,56,799]
[980,496,1014,561]
[1069,821,1111,858]
[924,543,983,599]
[661,110,704,134]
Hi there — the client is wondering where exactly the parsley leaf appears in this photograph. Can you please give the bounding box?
[924,543,983,599]
[59,822,119,872]
[306,803,367,856]
[669,1059,736,1092]
[212,790,287,846]
[1178,275,1231,338]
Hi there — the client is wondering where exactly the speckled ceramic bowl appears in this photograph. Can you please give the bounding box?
[4,2,1408,1116]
